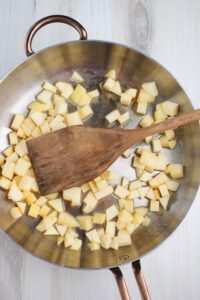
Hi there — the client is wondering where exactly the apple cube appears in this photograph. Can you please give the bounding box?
[155,153,168,171]
[42,81,57,93]
[9,131,18,145]
[49,198,64,212]
[15,139,28,157]
[66,112,82,126]
[125,88,137,98]
[139,171,152,182]
[114,185,129,198]
[11,114,24,131]
[14,158,31,176]
[152,138,162,153]
[139,115,154,128]
[79,105,93,120]
[103,78,115,92]
[64,233,74,248]
[129,180,142,191]
[118,111,130,125]
[161,101,179,116]
[0,176,11,190]
[155,172,168,185]
[105,109,120,124]
[132,156,145,170]
[165,129,175,140]
[70,71,84,83]
[124,200,134,213]
[71,84,86,104]
[55,101,68,115]
[137,88,155,103]
[166,180,180,192]
[101,171,116,181]
[77,215,93,231]
[10,207,22,219]
[93,213,106,224]
[71,238,82,250]
[150,200,160,212]
[122,149,131,158]
[106,205,119,221]
[138,186,149,198]
[105,69,116,80]
[30,111,46,126]
[117,230,131,247]
[121,177,129,187]
[136,102,148,115]
[127,189,139,200]
[18,175,35,191]
[154,110,167,122]
[57,236,64,246]
[134,207,149,216]
[81,182,90,193]
[106,221,116,237]
[159,195,170,210]
[142,82,158,97]
[38,204,50,217]
[169,164,184,179]
[146,188,156,201]
[82,191,98,213]
[94,185,113,200]
[28,203,40,218]
[111,81,122,96]
[3,146,13,157]
[88,242,100,251]
[55,82,71,94]
[44,226,59,236]
[158,184,169,197]
[100,234,112,249]
[120,93,132,106]
[23,191,37,205]
[16,202,26,214]
[37,90,52,103]
[86,229,101,243]
[2,161,15,179]
[145,135,153,144]
[87,89,99,99]
[96,179,108,191]
[78,93,91,106]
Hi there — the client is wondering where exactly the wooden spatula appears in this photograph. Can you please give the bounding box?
[27,109,200,195]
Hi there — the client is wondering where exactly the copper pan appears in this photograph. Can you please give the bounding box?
[0,15,199,300]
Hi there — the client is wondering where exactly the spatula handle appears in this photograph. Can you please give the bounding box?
[138,109,200,139]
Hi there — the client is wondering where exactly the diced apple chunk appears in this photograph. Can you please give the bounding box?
[101,171,116,181]
[152,138,162,153]
[42,81,57,93]
[158,184,169,197]
[106,205,119,221]
[49,198,64,212]
[129,180,142,191]
[168,164,184,179]
[125,88,137,98]
[66,112,82,126]
[39,204,51,217]
[142,82,158,97]
[30,111,46,126]
[105,69,116,80]
[114,185,129,198]
[93,213,106,224]
[86,229,101,243]
[150,200,159,212]
[28,203,40,218]
[118,111,130,125]
[137,88,155,103]
[87,89,99,99]
[70,71,84,83]
[106,221,116,237]
[78,93,91,106]
[14,158,31,176]
[18,175,35,191]
[2,161,15,180]
[136,102,148,115]
[161,101,179,116]
[57,212,79,228]
[82,191,97,213]
[166,180,180,191]
[3,146,13,157]
[122,149,131,158]
[117,230,131,247]
[23,191,37,205]
[55,82,72,94]
[16,202,26,214]
[105,109,120,124]
[159,195,170,210]
[79,105,93,120]
[15,139,28,157]
[71,84,86,104]
[96,179,108,191]
[88,242,100,251]
[71,238,82,250]
[9,132,18,145]
[100,234,112,249]
[77,215,93,231]
[140,115,154,128]
[55,101,68,115]
[11,114,24,131]
[94,186,113,200]
[0,176,11,190]
[44,226,59,235]
[121,177,129,187]
[10,207,22,219]
[120,93,132,106]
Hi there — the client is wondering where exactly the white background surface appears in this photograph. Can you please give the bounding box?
[0,1,200,299]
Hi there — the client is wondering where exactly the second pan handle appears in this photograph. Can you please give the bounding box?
[110,260,151,300]
[25,15,87,56]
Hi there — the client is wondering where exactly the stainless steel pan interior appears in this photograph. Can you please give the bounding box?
[0,15,199,300]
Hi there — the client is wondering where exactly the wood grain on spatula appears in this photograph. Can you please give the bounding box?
[27,109,200,195]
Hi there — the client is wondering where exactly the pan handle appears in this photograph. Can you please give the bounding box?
[24,15,87,56]
[110,260,151,300]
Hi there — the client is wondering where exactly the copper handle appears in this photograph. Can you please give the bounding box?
[25,15,87,56]
[132,261,151,300]
[110,267,131,300]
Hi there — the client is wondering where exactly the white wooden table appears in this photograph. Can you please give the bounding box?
[0,1,200,299]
